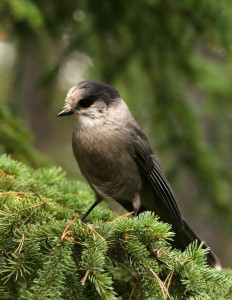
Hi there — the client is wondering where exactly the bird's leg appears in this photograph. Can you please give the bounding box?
[134,208,139,217]
[132,193,141,217]
[80,196,102,221]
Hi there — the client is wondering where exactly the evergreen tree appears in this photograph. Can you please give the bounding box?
[0,154,231,299]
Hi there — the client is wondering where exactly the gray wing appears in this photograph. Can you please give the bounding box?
[127,122,184,230]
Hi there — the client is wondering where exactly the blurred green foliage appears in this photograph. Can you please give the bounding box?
[0,100,47,167]
[0,0,232,266]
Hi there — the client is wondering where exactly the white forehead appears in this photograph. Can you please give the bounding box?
[67,86,78,98]
[64,85,84,107]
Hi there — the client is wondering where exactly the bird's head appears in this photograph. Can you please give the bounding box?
[57,80,121,121]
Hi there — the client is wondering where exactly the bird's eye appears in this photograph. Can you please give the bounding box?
[78,97,95,108]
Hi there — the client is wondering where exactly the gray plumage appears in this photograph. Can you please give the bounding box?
[57,80,221,269]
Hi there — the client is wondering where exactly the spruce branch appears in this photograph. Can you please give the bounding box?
[0,154,231,299]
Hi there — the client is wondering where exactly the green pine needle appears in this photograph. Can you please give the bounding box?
[0,154,231,299]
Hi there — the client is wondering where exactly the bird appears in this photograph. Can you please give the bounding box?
[57,80,221,269]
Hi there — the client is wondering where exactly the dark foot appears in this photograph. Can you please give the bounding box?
[134,209,139,217]
[80,200,101,222]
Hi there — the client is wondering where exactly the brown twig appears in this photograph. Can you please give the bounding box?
[87,224,107,245]
[109,211,134,224]
[14,233,25,254]
[61,216,78,242]
[80,268,91,286]
[164,270,174,292]
[2,191,27,195]
[148,267,170,300]
[19,203,46,230]
[0,169,8,176]
[9,202,45,216]
[62,235,81,244]
[129,278,139,300]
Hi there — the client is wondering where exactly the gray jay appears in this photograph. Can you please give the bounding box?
[57,80,221,269]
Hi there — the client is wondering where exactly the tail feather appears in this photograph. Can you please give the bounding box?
[139,205,221,269]
[173,219,221,270]
[115,203,221,269]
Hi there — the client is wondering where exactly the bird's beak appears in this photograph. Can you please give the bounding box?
[57,108,74,117]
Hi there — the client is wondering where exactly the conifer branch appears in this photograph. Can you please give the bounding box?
[0,154,231,299]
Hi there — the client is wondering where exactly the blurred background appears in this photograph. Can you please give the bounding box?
[0,0,232,267]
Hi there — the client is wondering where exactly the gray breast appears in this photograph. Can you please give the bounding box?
[72,125,142,200]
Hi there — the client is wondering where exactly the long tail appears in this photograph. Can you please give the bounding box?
[137,204,221,269]
[115,201,221,269]
[173,218,221,270]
